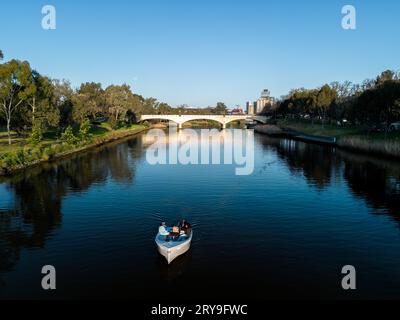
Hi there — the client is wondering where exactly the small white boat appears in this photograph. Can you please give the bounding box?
[155,229,193,264]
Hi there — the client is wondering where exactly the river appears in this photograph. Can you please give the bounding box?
[0,129,399,299]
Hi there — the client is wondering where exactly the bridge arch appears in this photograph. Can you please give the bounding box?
[140,114,267,129]
[179,117,225,128]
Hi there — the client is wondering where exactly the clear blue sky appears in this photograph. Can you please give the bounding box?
[1,0,399,108]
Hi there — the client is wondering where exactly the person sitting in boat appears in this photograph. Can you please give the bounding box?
[179,220,192,235]
[170,226,181,239]
[160,222,180,240]
[159,222,170,236]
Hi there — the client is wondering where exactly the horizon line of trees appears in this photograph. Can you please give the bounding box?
[270,70,400,128]
[0,51,229,145]
[3,49,399,144]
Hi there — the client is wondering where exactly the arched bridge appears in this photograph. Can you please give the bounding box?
[140,114,267,129]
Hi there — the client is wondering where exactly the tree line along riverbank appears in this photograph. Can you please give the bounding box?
[255,121,400,159]
[255,69,400,158]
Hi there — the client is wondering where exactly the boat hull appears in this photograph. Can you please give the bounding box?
[155,232,193,264]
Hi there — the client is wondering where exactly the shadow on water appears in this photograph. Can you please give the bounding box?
[0,136,144,274]
[257,134,400,226]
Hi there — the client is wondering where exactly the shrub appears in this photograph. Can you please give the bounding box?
[0,152,18,167]
[79,119,92,141]
[52,143,67,154]
[29,126,43,145]
[109,117,122,130]
[60,126,78,145]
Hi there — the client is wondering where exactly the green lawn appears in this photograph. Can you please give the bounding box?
[277,119,400,141]
[0,123,146,157]
[278,119,362,137]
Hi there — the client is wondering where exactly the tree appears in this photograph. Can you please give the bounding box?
[19,72,59,131]
[315,85,337,125]
[0,50,3,60]
[0,60,33,144]
[142,97,158,114]
[72,82,105,123]
[104,84,138,128]
[78,118,92,141]
[353,89,378,125]
[354,80,400,127]
[156,102,172,115]
[330,81,353,100]
[376,70,396,85]
[291,89,318,117]
[213,102,228,115]
[52,79,74,127]
[377,80,400,126]
[329,81,356,123]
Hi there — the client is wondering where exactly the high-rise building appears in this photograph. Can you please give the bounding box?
[247,90,273,114]
[255,98,270,113]
[261,89,270,98]
[246,101,255,115]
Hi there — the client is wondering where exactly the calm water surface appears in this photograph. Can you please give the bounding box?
[0,129,400,299]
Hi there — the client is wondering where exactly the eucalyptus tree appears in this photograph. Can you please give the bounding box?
[315,85,337,125]
[377,80,400,126]
[156,102,173,115]
[52,79,74,127]
[104,84,139,127]
[376,70,396,85]
[20,72,59,132]
[142,97,159,114]
[72,82,105,123]
[214,102,228,115]
[0,59,33,144]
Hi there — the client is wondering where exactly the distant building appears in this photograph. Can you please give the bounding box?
[247,90,274,115]
[230,107,244,115]
[261,89,270,98]
[246,101,255,115]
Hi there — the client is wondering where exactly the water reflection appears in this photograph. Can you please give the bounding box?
[257,135,400,224]
[1,131,400,298]
[276,139,338,189]
[0,136,144,273]
[341,151,400,220]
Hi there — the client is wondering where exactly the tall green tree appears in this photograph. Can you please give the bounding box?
[104,84,138,127]
[156,102,172,115]
[52,79,74,127]
[213,102,228,115]
[142,97,159,114]
[376,70,396,85]
[0,60,33,144]
[0,50,3,60]
[378,80,400,125]
[354,79,400,126]
[72,82,105,123]
[19,72,59,131]
[315,85,337,125]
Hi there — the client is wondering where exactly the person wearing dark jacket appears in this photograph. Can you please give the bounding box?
[179,220,192,235]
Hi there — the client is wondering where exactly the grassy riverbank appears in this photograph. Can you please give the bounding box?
[0,123,148,176]
[259,119,400,158]
[277,119,363,138]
